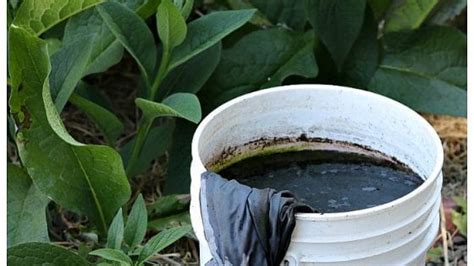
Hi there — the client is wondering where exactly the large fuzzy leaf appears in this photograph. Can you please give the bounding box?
[98,2,157,81]
[12,0,104,35]
[250,0,307,30]
[7,164,49,247]
[50,36,94,112]
[163,120,195,194]
[168,9,256,70]
[368,26,466,116]
[384,0,438,33]
[8,27,131,233]
[157,43,221,100]
[341,9,379,88]
[202,28,317,107]
[8,243,90,266]
[63,9,124,75]
[63,1,147,76]
[305,0,366,70]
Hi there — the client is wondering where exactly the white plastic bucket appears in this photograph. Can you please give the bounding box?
[190,85,443,265]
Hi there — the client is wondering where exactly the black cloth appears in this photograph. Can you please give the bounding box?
[200,171,314,266]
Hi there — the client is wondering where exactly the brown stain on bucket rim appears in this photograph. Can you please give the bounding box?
[207,134,413,173]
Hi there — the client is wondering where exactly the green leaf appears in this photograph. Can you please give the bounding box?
[90,248,132,265]
[124,194,148,248]
[9,0,20,9]
[7,114,16,142]
[40,20,68,40]
[384,0,438,33]
[114,0,147,10]
[8,27,50,104]
[7,164,49,247]
[427,246,443,263]
[262,33,317,88]
[45,38,63,55]
[137,225,191,264]
[98,2,157,81]
[427,0,466,25]
[169,9,256,70]
[8,26,131,234]
[368,26,466,116]
[180,0,194,20]
[7,5,13,28]
[75,81,114,111]
[147,194,190,218]
[368,0,391,20]
[12,0,104,36]
[341,9,379,88]
[106,208,124,249]
[453,196,467,212]
[64,1,152,75]
[202,29,317,107]
[136,93,202,124]
[137,0,162,19]
[64,9,124,76]
[227,0,273,26]
[69,93,124,147]
[158,42,221,100]
[157,0,187,51]
[451,196,467,237]
[208,85,256,108]
[250,0,307,30]
[50,37,94,112]
[8,242,90,266]
[163,120,194,194]
[305,0,366,70]
[148,212,191,231]
[121,122,174,177]
[452,210,467,237]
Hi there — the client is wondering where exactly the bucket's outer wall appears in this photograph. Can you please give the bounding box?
[190,85,444,265]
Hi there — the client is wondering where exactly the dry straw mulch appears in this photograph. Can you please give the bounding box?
[422,114,467,197]
[422,114,467,266]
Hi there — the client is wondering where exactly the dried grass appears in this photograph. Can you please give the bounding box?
[422,114,467,197]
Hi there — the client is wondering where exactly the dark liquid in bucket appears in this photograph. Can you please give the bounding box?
[218,150,424,213]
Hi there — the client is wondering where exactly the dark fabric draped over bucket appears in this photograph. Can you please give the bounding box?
[200,171,314,266]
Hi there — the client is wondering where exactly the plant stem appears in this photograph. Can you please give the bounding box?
[150,48,170,100]
[126,47,170,177]
[126,118,152,176]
